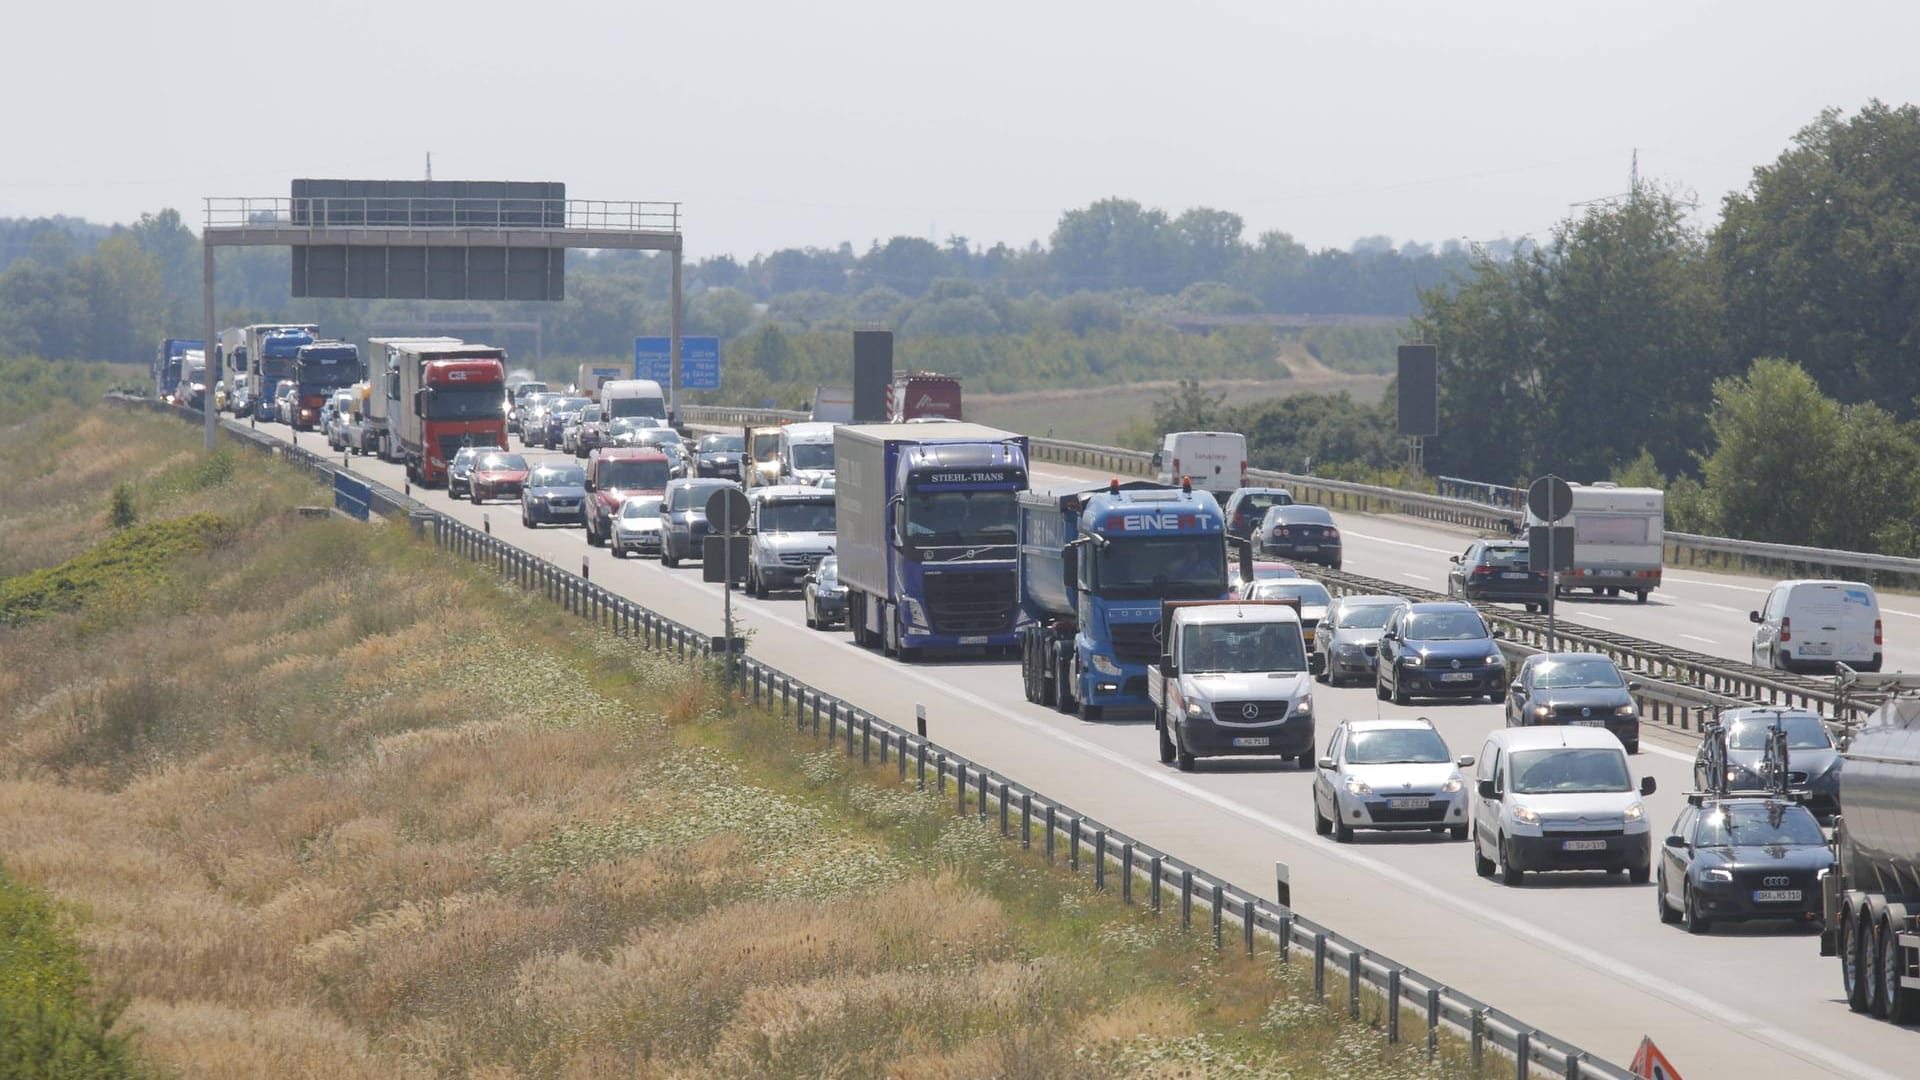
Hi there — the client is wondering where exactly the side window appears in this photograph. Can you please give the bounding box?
[1464,543,1480,564]
[1676,806,1697,843]
[1478,742,1498,782]
[1765,586,1785,620]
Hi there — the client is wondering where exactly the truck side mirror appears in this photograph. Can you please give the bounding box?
[413,388,425,417]
[1061,545,1078,596]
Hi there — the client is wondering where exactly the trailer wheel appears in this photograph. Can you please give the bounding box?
[1038,641,1057,707]
[1840,901,1871,1012]
[1879,906,1920,1023]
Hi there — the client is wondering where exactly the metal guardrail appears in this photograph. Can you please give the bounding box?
[121,393,1632,1080]
[204,196,682,234]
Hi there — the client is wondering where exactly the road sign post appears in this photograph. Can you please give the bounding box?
[1527,475,1574,644]
[705,486,751,692]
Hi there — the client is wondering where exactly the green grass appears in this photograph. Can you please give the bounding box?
[0,512,232,627]
[0,358,141,427]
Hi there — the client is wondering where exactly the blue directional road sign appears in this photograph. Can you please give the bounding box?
[634,336,721,390]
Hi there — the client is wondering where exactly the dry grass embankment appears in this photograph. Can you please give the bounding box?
[0,398,1485,1078]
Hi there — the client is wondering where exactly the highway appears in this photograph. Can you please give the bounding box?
[255,418,1914,1078]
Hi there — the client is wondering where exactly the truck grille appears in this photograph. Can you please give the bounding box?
[1108,621,1160,664]
[921,570,1016,634]
[1210,701,1298,723]
[436,433,493,460]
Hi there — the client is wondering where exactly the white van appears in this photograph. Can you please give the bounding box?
[1471,726,1655,886]
[778,421,838,486]
[599,379,667,423]
[1151,431,1247,504]
[1750,579,1882,673]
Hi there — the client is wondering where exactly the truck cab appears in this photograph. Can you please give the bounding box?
[778,422,837,486]
[1148,600,1314,771]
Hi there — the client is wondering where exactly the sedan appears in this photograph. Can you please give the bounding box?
[1312,718,1473,842]
[522,463,588,527]
[469,451,531,504]
[1314,594,1403,687]
[695,433,746,479]
[447,446,485,500]
[1657,795,1833,934]
[1261,504,1342,570]
[803,555,847,629]
[1505,653,1641,754]
[610,495,665,559]
[1231,560,1298,599]
[1692,708,1841,820]
[1448,538,1551,612]
[1375,601,1507,704]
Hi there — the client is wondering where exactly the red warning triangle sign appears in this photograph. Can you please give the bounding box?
[1629,1036,1684,1080]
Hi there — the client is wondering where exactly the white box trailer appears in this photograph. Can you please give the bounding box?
[1525,482,1665,601]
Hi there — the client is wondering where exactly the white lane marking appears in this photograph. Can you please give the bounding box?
[1570,611,1613,622]
[1342,529,1456,556]
[1662,574,1767,594]
[1679,634,1717,645]
[1639,743,1695,764]
[1702,603,1746,615]
[1400,572,1430,582]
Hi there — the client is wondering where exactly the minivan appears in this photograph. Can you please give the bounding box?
[1471,726,1656,886]
[1750,579,1882,673]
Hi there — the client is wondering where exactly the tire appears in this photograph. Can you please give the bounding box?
[522,508,532,529]
[1683,882,1711,935]
[1392,674,1411,706]
[804,599,817,630]
[1295,751,1312,770]
[1625,739,1640,756]
[1175,728,1196,772]
[1449,824,1468,841]
[1879,909,1920,1023]
[661,542,679,568]
[612,545,626,559]
[1843,904,1872,1013]
[1158,713,1177,764]
[1313,797,1332,836]
[1055,655,1076,715]
[1498,835,1525,886]
[1473,835,1496,878]
[1635,589,1649,603]
[1334,816,1354,843]
[1375,676,1390,701]
[471,488,481,505]
[1081,704,1103,723]
[1657,869,1680,924]
[1629,861,1650,885]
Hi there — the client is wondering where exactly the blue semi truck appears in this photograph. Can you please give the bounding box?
[1018,480,1231,721]
[834,423,1030,660]
[153,338,203,398]
[287,341,361,431]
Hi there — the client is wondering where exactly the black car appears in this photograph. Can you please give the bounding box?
[1448,539,1551,612]
[1375,601,1507,704]
[1260,505,1342,569]
[1222,487,1294,544]
[1505,653,1640,754]
[803,556,847,629]
[1691,708,1842,821]
[1656,796,1833,934]
[446,446,485,500]
[696,433,746,479]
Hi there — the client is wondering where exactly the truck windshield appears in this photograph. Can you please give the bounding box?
[606,396,664,419]
[752,433,781,462]
[1184,622,1306,674]
[1508,749,1630,794]
[905,490,1017,549]
[1098,538,1226,599]
[761,501,835,532]
[426,386,506,421]
[298,364,358,390]
[788,443,833,470]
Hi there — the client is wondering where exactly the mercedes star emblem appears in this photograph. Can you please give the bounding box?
[1241,703,1261,720]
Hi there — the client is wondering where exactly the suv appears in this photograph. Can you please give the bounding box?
[1260,505,1342,569]
[745,485,836,596]
[1222,487,1294,544]
[1504,652,1640,754]
[1312,718,1474,842]
[1375,601,1507,705]
[1448,539,1550,612]
[582,448,671,547]
[660,478,742,567]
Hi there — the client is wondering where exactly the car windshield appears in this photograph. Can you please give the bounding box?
[620,498,663,520]
[1249,582,1332,607]
[1482,546,1532,568]
[671,483,733,512]
[605,395,663,419]
[530,466,584,487]
[1532,658,1624,689]
[1405,611,1490,641]
[640,430,683,447]
[904,490,1017,549]
[1335,603,1397,630]
[550,397,590,415]
[1509,748,1632,794]
[478,453,526,471]
[1184,621,1307,673]
[599,460,670,489]
[452,448,482,465]
[1727,714,1832,751]
[818,558,839,587]
[1695,803,1826,847]
[1346,728,1450,765]
[701,435,744,453]
[761,500,835,532]
[1099,538,1228,599]
[426,385,505,421]
[788,443,833,470]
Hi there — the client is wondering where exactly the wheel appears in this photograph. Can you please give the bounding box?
[1391,675,1411,706]
[1473,835,1495,877]
[470,488,481,505]
[1629,861,1650,885]
[1635,589,1649,603]
[1055,655,1076,715]
[1039,651,1058,707]
[1334,816,1354,843]
[448,484,459,501]
[1081,704,1103,723]
[522,508,532,529]
[1625,739,1640,755]
[1843,904,1871,1013]
[1313,797,1332,836]
[1158,713,1177,764]
[1295,751,1312,770]
[612,544,626,559]
[661,542,678,567]
[1657,869,1680,923]
[1524,603,1537,613]
[1879,909,1920,1022]
[1682,882,1710,934]
[744,567,760,598]
[1175,728,1196,772]
[1498,835,1525,886]
[804,600,817,629]
[1449,824,1468,841]
[1375,676,1390,701]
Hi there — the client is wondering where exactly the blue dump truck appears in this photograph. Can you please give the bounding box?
[1018,480,1231,721]
[153,338,203,398]
[287,341,361,431]
[835,423,1030,660]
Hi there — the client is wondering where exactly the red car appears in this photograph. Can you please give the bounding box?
[1231,559,1299,599]
[469,451,531,504]
[583,447,672,547]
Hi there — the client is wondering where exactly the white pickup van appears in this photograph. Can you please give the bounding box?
[1472,726,1656,886]
[1151,431,1247,505]
[1750,579,1883,673]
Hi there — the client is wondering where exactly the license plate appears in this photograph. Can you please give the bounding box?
[1441,672,1475,682]
[1232,737,1270,748]
[1295,545,1318,552]
[1800,644,1832,656]
[1501,572,1528,580]
[958,636,988,645]
[1561,839,1607,852]
[1571,719,1604,727]
[1754,889,1803,903]
[1389,797,1428,810]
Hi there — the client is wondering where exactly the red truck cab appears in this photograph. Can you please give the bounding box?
[583,447,671,547]
[418,359,508,486]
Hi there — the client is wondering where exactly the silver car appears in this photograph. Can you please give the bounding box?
[1313,594,1403,686]
[1312,718,1473,842]
[610,495,665,559]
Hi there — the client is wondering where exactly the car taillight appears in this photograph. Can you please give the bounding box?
[1172,457,1181,474]
[1875,618,1883,646]
[1325,528,1339,539]
[1472,566,1494,576]
[1779,616,1791,643]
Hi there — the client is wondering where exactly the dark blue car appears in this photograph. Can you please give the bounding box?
[521,463,588,527]
[1375,601,1507,704]
[1657,795,1832,934]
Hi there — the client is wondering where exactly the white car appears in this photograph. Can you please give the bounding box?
[610,495,665,559]
[1313,718,1473,843]
[1750,579,1882,673]
[1470,726,1656,886]
[1243,578,1332,672]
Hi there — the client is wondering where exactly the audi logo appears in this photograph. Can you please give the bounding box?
[1763,875,1790,887]
[1241,703,1261,720]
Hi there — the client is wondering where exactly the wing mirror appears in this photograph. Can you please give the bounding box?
[1640,776,1658,796]
[1491,629,1505,640]
[1449,554,1461,564]
[1665,834,1686,849]
[1749,610,1762,623]
[1627,680,1642,692]
[1316,756,1336,771]
[1456,755,1475,768]
[1476,779,1498,800]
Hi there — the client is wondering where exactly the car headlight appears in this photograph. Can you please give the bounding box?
[1724,767,1742,784]
[1511,805,1540,825]
[1615,704,1636,716]
[1485,653,1503,666]
[1623,802,1644,821]
[1294,697,1312,717]
[1345,776,1373,797]
[1185,700,1206,718]
[1532,704,1551,720]
[1703,867,1733,883]
[1442,776,1464,793]
[1088,653,1123,676]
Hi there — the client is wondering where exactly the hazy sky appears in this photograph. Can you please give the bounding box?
[6,1,1917,259]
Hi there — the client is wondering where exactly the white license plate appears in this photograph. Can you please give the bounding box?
[1294,545,1318,552]
[1501,572,1528,579]
[1389,797,1429,810]
[1800,644,1832,656]
[1754,889,1803,903]
[1232,737,1270,748]
[959,636,988,645]
[1441,672,1475,682]
[1561,839,1607,852]
[1571,719,1604,727]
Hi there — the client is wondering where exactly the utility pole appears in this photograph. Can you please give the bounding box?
[425,152,432,181]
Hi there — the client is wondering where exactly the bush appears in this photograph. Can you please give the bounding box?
[108,483,136,530]
[0,867,152,1079]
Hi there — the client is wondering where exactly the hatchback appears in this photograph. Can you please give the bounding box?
[1375,601,1506,704]
[1313,718,1473,842]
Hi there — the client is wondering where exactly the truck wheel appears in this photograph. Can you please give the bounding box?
[1843,904,1871,1012]
[1038,646,1057,707]
[1081,704,1103,723]
[1880,907,1920,1023]
[1055,655,1076,715]
[1158,713,1176,764]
